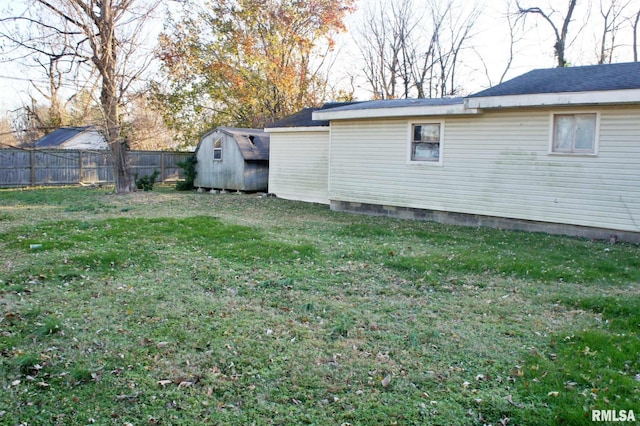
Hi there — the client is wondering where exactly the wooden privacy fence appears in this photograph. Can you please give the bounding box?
[0,149,194,188]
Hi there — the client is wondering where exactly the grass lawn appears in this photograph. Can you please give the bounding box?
[1,186,639,425]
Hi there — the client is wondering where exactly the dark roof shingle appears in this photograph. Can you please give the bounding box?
[220,127,270,161]
[318,97,464,113]
[267,102,360,128]
[468,62,640,98]
[34,126,94,148]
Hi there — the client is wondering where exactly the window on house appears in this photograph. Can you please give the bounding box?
[213,138,222,160]
[411,123,441,162]
[552,113,597,154]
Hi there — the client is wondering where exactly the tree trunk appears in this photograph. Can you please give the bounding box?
[99,0,135,193]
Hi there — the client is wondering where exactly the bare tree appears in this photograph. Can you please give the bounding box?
[0,7,79,133]
[632,7,640,61]
[0,114,19,148]
[356,0,416,99]
[596,0,632,64]
[123,93,176,150]
[356,0,480,99]
[433,0,481,96]
[517,0,578,67]
[497,0,530,84]
[1,0,161,193]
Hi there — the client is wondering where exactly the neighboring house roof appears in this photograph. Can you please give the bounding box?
[266,102,361,129]
[468,62,640,98]
[200,127,270,161]
[34,126,108,149]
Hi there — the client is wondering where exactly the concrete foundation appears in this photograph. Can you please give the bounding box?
[330,200,640,244]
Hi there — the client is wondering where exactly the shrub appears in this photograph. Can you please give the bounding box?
[135,170,160,191]
[176,155,197,191]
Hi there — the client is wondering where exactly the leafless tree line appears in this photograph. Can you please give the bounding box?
[356,0,481,99]
[357,0,640,99]
[517,0,639,67]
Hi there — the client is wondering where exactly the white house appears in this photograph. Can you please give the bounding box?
[194,127,270,192]
[265,104,355,204]
[34,126,108,150]
[305,62,640,243]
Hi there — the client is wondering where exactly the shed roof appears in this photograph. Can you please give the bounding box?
[266,102,360,128]
[34,126,102,148]
[468,62,640,98]
[218,127,270,161]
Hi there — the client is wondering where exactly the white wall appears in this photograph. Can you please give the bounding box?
[328,105,640,233]
[268,129,330,204]
[63,131,108,150]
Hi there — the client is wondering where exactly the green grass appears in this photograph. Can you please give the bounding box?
[0,186,638,425]
[507,295,640,425]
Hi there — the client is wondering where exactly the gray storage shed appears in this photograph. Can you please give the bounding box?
[194,127,270,192]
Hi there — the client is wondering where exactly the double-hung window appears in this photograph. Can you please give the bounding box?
[213,138,222,160]
[551,113,598,154]
[410,123,442,163]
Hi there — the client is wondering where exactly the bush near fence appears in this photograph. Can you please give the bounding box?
[0,149,193,188]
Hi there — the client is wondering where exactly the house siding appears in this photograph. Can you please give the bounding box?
[268,130,330,204]
[328,105,640,235]
[62,132,108,150]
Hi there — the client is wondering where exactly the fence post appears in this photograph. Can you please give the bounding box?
[79,151,83,183]
[161,152,166,183]
[30,150,35,186]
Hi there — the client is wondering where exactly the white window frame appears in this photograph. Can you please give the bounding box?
[408,121,444,165]
[213,138,222,161]
[548,112,599,156]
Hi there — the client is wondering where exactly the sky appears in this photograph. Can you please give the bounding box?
[0,0,639,115]
[335,0,640,98]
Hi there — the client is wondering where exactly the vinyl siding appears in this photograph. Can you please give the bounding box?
[62,132,108,150]
[268,130,330,204]
[328,106,640,233]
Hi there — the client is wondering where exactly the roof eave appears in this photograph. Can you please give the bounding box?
[264,126,330,133]
[313,103,479,120]
[466,88,640,109]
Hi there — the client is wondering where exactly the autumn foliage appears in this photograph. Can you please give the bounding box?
[156,0,355,141]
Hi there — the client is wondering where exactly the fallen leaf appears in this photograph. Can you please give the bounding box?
[505,394,525,408]
[548,391,559,397]
[381,373,391,388]
[157,380,172,387]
